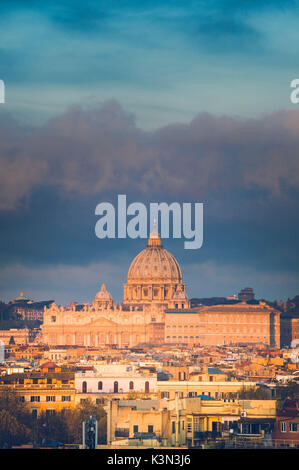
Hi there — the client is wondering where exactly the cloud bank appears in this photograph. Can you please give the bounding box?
[1,102,299,210]
[0,101,298,303]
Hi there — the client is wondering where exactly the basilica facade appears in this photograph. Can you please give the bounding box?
[41,228,281,348]
[41,228,189,348]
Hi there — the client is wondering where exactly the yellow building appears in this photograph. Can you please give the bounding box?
[0,371,75,417]
[157,380,258,400]
[165,302,280,347]
[0,328,30,346]
[106,397,277,447]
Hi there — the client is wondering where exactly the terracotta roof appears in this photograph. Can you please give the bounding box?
[40,362,59,369]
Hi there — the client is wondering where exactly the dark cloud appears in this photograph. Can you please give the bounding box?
[1,102,299,210]
[0,101,299,301]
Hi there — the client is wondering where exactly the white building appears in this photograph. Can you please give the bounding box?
[75,364,157,394]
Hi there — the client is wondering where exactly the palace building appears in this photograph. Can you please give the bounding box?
[41,229,280,348]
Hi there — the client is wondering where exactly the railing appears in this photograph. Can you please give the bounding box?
[194,437,299,449]
[3,384,75,392]
[75,372,156,378]
[78,388,154,394]
[115,428,130,438]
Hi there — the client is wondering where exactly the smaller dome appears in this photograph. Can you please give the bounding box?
[14,291,30,302]
[95,283,113,300]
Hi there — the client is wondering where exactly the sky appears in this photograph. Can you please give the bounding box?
[0,0,299,305]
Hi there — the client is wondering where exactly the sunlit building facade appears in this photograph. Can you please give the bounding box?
[41,229,280,348]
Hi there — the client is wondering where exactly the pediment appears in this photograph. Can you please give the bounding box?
[90,316,118,326]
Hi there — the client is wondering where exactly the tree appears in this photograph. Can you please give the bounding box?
[0,388,32,448]
[34,411,70,446]
[65,399,107,444]
[238,386,270,400]
[276,381,299,402]
[227,386,271,400]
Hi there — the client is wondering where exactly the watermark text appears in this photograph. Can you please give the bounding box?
[95,195,203,250]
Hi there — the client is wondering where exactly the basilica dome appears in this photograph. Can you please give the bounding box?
[93,283,114,309]
[124,226,189,309]
[127,230,182,283]
[95,283,112,300]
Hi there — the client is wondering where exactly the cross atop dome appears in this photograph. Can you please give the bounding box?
[150,219,159,238]
[148,219,162,247]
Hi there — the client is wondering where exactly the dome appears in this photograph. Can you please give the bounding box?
[95,283,113,300]
[127,232,182,283]
[14,291,30,302]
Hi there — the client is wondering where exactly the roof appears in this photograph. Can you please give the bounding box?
[165,310,197,314]
[198,395,216,400]
[40,362,59,369]
[208,367,227,374]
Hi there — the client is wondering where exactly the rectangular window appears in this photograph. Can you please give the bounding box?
[62,396,71,402]
[172,421,176,434]
[194,418,200,432]
[281,422,286,432]
[30,396,40,402]
[46,396,56,402]
[148,425,154,433]
[133,425,138,434]
[289,423,298,432]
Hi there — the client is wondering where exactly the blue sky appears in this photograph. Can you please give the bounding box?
[1,0,299,128]
[0,1,299,304]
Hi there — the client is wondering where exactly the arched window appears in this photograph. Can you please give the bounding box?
[145,381,150,393]
[82,381,87,393]
[114,381,118,393]
[98,381,103,391]
[129,381,134,390]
